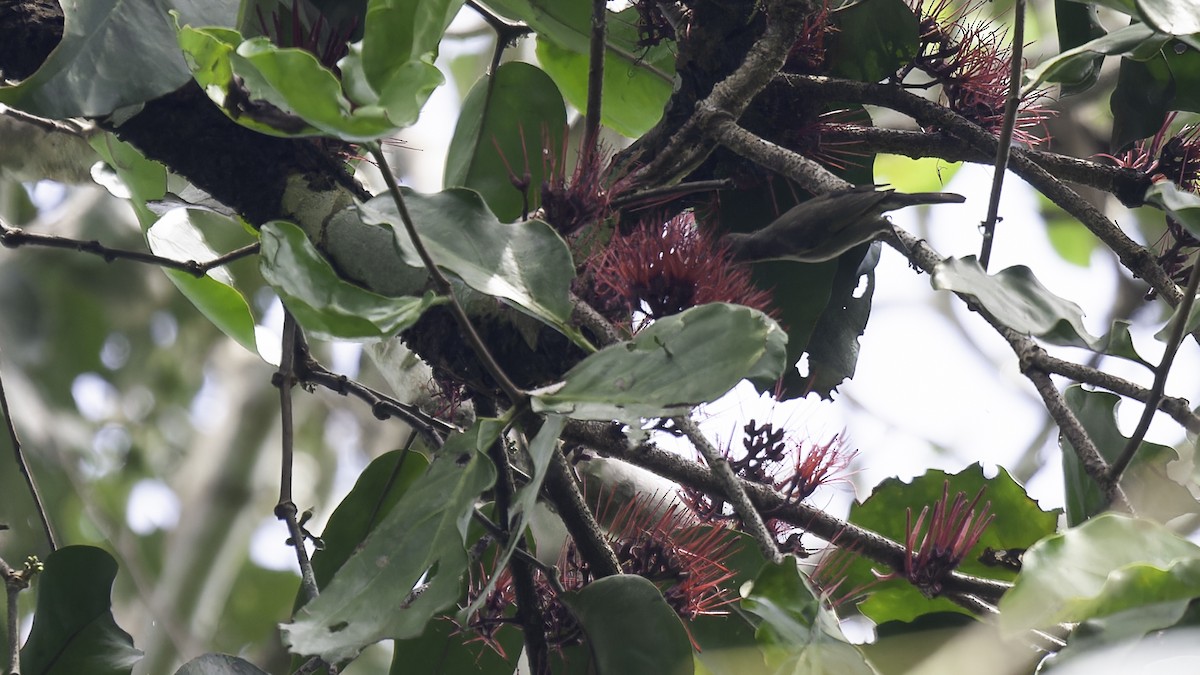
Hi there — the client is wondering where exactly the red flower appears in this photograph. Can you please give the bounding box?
[587,211,775,330]
[898,483,994,596]
[905,0,1053,146]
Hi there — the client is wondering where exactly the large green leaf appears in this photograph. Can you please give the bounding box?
[803,244,878,398]
[176,28,397,140]
[358,187,577,334]
[561,575,693,675]
[460,415,566,619]
[20,546,143,675]
[444,62,567,223]
[1137,0,1200,35]
[148,209,260,353]
[281,420,499,663]
[931,256,1101,349]
[1060,386,1199,526]
[446,61,566,222]
[1038,600,1196,673]
[999,513,1200,634]
[1109,42,1200,150]
[487,1,673,137]
[174,653,270,674]
[0,0,237,118]
[531,303,788,421]
[534,6,675,138]
[828,0,919,83]
[353,0,462,105]
[307,449,431,595]
[259,220,443,341]
[1023,23,1158,97]
[1051,0,1110,95]
[842,464,1058,624]
[740,558,875,675]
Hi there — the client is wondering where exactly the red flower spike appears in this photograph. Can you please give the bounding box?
[900,483,994,597]
[587,211,776,330]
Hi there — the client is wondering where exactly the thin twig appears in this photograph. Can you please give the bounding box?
[676,416,782,564]
[583,0,607,155]
[1028,349,1200,434]
[273,312,319,604]
[0,218,260,278]
[472,510,566,595]
[1,556,27,675]
[0,350,57,551]
[368,145,526,406]
[296,348,454,447]
[476,398,549,674]
[1109,260,1200,484]
[978,0,1025,270]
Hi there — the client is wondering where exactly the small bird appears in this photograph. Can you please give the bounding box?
[723,186,966,263]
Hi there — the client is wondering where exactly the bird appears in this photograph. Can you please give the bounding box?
[723,185,966,263]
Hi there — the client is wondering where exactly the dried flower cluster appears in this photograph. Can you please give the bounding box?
[682,420,854,553]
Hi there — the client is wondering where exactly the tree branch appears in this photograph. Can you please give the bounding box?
[0,217,260,278]
[1108,259,1200,485]
[675,416,782,564]
[780,75,1182,306]
[0,348,57,551]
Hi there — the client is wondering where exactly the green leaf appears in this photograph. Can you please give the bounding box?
[535,21,674,137]
[842,464,1058,624]
[0,0,237,118]
[803,244,878,398]
[20,546,143,675]
[931,256,1101,349]
[1039,600,1193,673]
[460,415,566,619]
[176,28,399,140]
[561,575,693,675]
[829,0,920,83]
[1137,0,1200,35]
[999,513,1200,634]
[175,653,270,674]
[1051,0,1110,95]
[531,303,787,421]
[260,220,443,341]
[281,420,499,663]
[1145,180,1200,240]
[1110,52,1174,150]
[307,449,431,596]
[147,209,259,353]
[358,188,577,333]
[740,558,875,675]
[389,614,521,675]
[1022,23,1159,97]
[444,62,567,223]
[1060,386,1199,526]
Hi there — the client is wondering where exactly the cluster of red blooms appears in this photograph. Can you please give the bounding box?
[681,420,855,554]
[468,495,738,653]
[1099,113,1200,293]
[897,484,994,596]
[586,211,775,331]
[902,0,1052,146]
